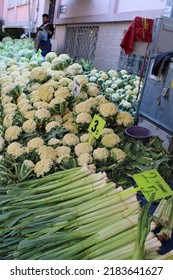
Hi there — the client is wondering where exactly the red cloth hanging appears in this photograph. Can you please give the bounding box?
[120,16,154,55]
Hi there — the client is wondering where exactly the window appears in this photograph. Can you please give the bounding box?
[16,0,29,6]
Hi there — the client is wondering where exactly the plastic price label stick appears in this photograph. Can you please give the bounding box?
[88,114,106,140]
[132,169,173,201]
[72,79,81,96]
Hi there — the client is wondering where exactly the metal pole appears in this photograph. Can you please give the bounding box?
[28,0,31,37]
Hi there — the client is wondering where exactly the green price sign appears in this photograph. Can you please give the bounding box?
[88,114,106,139]
[133,169,173,201]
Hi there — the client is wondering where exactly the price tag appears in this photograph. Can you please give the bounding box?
[72,79,81,96]
[88,114,106,139]
[133,169,173,201]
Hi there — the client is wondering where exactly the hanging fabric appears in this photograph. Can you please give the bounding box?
[120,17,154,55]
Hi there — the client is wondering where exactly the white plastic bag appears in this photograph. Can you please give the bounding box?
[37,29,48,41]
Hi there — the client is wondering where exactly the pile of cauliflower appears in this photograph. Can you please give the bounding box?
[0,45,135,181]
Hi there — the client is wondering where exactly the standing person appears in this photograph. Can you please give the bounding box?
[36,14,55,57]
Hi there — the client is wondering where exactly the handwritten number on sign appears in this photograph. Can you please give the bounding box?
[91,120,99,133]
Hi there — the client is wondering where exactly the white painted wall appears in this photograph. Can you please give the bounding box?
[59,0,109,18]
[117,0,166,13]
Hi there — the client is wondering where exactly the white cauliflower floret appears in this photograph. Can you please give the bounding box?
[77,153,93,166]
[62,112,74,123]
[51,70,65,81]
[55,145,71,157]
[23,110,36,119]
[50,96,66,106]
[6,142,27,158]
[45,121,61,133]
[30,66,48,82]
[75,101,91,114]
[76,112,92,125]
[87,83,99,97]
[99,102,118,118]
[17,98,29,110]
[101,133,120,148]
[3,113,15,127]
[80,133,96,146]
[58,77,72,87]
[93,147,109,161]
[33,101,50,110]
[29,90,40,103]
[107,70,118,78]
[51,57,64,70]
[99,71,109,80]
[22,118,37,134]
[23,159,35,168]
[74,75,89,86]
[45,52,57,63]
[58,53,71,61]
[19,103,33,114]
[4,126,22,142]
[101,128,114,136]
[54,87,70,98]
[0,136,5,152]
[74,142,93,157]
[120,69,128,75]
[62,121,78,134]
[35,108,51,119]
[41,61,51,69]
[116,112,134,127]
[67,63,83,75]
[52,114,63,124]
[27,137,44,150]
[48,138,62,146]
[111,148,126,163]
[119,99,132,109]
[38,83,54,102]
[1,95,13,105]
[2,102,16,112]
[37,145,57,161]
[34,158,54,177]
[62,133,79,147]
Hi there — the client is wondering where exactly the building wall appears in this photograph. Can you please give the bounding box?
[54,0,166,24]
[0,0,5,18]
[52,0,168,70]
[2,0,50,30]
[93,22,128,70]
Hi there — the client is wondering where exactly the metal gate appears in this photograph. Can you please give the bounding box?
[63,25,99,62]
[117,50,149,77]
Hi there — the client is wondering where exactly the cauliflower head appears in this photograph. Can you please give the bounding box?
[4,126,22,142]
[116,111,134,127]
[37,145,57,161]
[55,145,71,157]
[22,118,37,134]
[34,158,54,177]
[27,137,44,150]
[111,148,126,163]
[30,66,48,83]
[77,153,93,167]
[74,142,93,157]
[101,133,120,148]
[62,133,79,147]
[99,102,118,118]
[93,147,109,161]
[38,83,54,102]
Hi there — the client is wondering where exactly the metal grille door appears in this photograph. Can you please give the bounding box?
[117,50,149,77]
[63,25,99,62]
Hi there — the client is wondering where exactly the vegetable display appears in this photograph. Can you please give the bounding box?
[0,37,173,260]
[1,165,172,260]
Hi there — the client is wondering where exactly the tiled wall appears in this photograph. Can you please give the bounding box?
[93,22,129,70]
